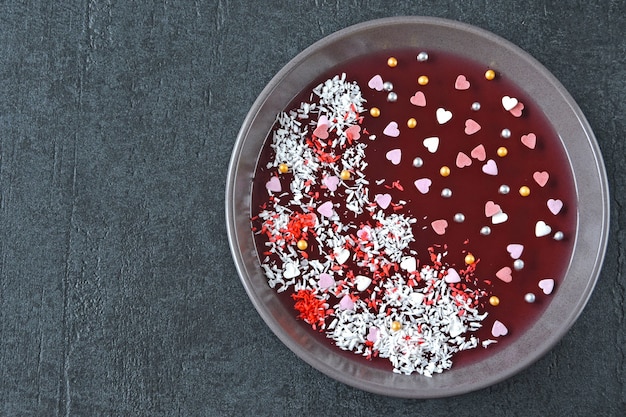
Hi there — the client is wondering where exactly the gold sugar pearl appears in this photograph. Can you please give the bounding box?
[418,75,429,86]
[440,166,451,177]
[391,321,402,331]
[278,163,289,174]
[497,147,508,157]
[519,186,531,197]
[489,296,500,306]
[340,170,351,181]
[464,253,476,265]
[387,57,398,67]
[485,69,496,80]
[370,107,380,117]
[407,118,417,128]
[296,239,308,250]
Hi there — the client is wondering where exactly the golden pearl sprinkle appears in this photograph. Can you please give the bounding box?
[485,69,496,80]
[407,118,417,128]
[387,57,398,67]
[391,321,402,332]
[489,296,500,306]
[497,147,508,157]
[340,170,351,181]
[519,186,530,197]
[418,75,429,86]
[464,253,476,265]
[369,107,380,117]
[278,163,289,174]
[296,239,308,250]
[440,166,451,177]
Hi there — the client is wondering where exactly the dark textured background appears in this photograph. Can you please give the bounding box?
[0,1,624,416]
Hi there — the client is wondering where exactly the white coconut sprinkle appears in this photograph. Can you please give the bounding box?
[253,73,491,376]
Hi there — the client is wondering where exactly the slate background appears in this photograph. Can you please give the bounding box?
[0,1,624,416]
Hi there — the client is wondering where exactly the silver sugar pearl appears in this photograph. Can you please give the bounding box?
[417,51,429,62]
[471,102,481,111]
[454,213,465,223]
[383,81,394,91]
[480,226,491,236]
[441,188,452,198]
[412,157,424,168]
[498,184,510,194]
[553,231,564,241]
[524,293,536,303]
[500,128,511,139]
[513,259,525,271]
[387,92,398,102]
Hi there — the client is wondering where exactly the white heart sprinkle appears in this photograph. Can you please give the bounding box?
[400,256,417,273]
[283,263,300,279]
[492,211,508,224]
[449,317,465,338]
[535,221,552,237]
[335,248,350,265]
[502,96,519,111]
[436,108,452,124]
[355,275,372,291]
[423,136,439,153]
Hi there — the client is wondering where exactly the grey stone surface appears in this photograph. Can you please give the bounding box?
[0,1,624,416]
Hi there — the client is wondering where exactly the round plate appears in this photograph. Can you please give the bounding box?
[226,17,609,398]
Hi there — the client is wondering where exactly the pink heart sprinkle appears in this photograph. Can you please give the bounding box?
[484,201,501,217]
[375,193,392,209]
[265,176,281,193]
[496,266,513,283]
[345,125,361,141]
[521,133,537,149]
[313,115,329,139]
[383,121,400,137]
[482,159,498,176]
[533,171,549,187]
[385,149,402,165]
[368,74,384,91]
[339,294,354,310]
[409,91,426,107]
[367,327,379,343]
[356,226,371,241]
[431,219,448,235]
[470,144,486,161]
[414,178,432,194]
[318,273,334,289]
[509,101,525,117]
[317,201,334,218]
[444,268,461,283]
[538,278,555,295]
[456,151,472,168]
[464,118,481,135]
[454,75,470,90]
[323,175,339,192]
[547,198,563,215]
[491,320,509,337]
[506,244,524,259]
